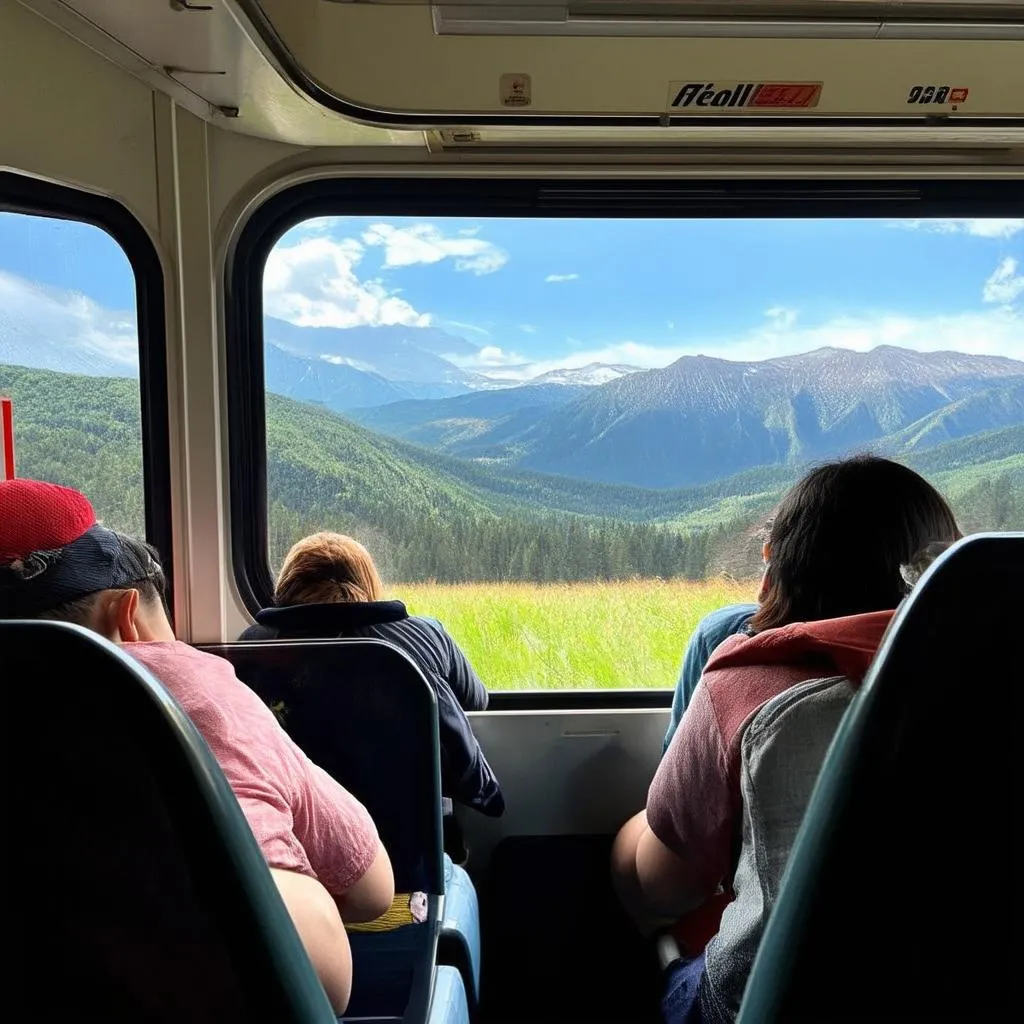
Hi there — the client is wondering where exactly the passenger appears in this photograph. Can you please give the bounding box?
[241,531,504,819]
[700,537,956,1024]
[0,480,394,1014]
[662,540,957,752]
[610,456,960,1024]
[663,604,757,753]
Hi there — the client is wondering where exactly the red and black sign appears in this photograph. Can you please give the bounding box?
[670,81,823,110]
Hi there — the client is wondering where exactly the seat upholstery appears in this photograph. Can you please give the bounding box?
[738,532,1024,1023]
[204,638,482,1016]
[6,619,336,1024]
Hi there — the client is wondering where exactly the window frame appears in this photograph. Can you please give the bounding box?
[226,175,1022,706]
[0,171,174,608]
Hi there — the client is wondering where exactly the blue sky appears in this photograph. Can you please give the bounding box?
[1,211,1022,379]
[0,213,135,309]
[265,214,1024,374]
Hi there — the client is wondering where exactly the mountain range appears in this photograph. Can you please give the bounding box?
[2,306,1022,491]
[350,344,1024,488]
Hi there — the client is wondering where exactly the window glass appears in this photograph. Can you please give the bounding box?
[0,212,144,537]
[263,215,1023,690]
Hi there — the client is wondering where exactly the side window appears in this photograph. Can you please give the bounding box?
[258,210,1023,692]
[0,211,145,537]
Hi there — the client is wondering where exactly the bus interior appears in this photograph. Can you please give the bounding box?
[2,2,1022,1022]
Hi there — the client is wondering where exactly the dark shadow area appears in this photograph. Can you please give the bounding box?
[479,835,662,1023]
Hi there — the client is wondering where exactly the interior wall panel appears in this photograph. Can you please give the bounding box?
[0,0,160,236]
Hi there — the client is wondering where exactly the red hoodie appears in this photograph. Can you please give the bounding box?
[647,609,893,952]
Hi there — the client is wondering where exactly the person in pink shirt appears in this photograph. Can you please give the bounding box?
[610,456,961,1023]
[0,478,394,1014]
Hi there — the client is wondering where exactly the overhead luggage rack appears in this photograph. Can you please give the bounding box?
[239,0,1024,128]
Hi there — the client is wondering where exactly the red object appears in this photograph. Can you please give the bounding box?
[1,397,13,481]
[748,83,822,108]
[671,889,735,956]
[0,478,97,561]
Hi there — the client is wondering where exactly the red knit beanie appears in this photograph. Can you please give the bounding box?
[0,479,97,563]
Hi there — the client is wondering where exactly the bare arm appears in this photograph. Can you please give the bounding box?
[333,841,395,924]
[611,810,712,932]
[270,868,353,1014]
[635,818,712,917]
[614,684,734,929]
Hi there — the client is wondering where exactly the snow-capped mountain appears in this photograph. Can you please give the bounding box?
[525,363,641,387]
[513,345,1024,487]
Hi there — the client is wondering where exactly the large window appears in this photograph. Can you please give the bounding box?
[0,176,170,572]
[240,183,1023,692]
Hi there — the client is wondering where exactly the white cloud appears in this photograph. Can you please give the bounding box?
[0,269,138,372]
[361,223,507,275]
[983,257,1024,305]
[263,236,431,329]
[545,273,579,283]
[444,320,491,337]
[519,324,538,334]
[764,306,798,330]
[898,218,1024,239]
[473,345,527,368]
[289,216,343,238]
[321,354,375,372]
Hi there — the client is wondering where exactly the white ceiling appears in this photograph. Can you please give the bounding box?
[15,0,1024,163]
[15,0,425,146]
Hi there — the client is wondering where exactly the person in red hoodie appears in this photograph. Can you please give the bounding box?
[611,455,960,1023]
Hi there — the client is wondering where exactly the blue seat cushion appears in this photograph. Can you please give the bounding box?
[428,966,470,1024]
[439,856,481,1004]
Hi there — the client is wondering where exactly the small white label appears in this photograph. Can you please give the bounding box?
[500,73,531,107]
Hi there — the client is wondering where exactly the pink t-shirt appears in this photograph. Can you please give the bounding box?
[126,640,378,895]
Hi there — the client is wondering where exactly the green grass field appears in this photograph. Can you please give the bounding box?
[399,578,759,691]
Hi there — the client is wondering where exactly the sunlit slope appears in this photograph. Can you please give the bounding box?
[0,364,145,536]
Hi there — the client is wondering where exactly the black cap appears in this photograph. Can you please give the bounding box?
[0,524,162,618]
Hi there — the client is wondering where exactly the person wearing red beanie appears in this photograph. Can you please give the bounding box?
[0,478,395,1014]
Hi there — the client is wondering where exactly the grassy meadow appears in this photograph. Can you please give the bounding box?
[399,578,759,691]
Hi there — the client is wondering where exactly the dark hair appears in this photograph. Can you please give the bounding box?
[34,534,169,625]
[749,455,960,633]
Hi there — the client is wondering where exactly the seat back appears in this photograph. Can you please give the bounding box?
[739,532,1024,1023]
[6,620,336,1024]
[203,638,445,896]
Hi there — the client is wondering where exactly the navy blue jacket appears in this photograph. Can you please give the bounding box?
[239,600,504,816]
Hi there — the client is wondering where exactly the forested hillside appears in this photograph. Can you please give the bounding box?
[266,391,723,578]
[0,365,145,536]
[3,364,1021,585]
